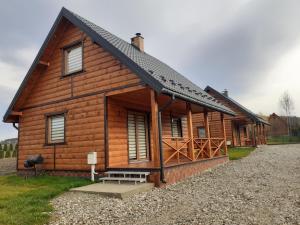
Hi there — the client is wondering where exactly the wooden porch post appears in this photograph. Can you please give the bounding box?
[263,124,266,144]
[220,113,228,155]
[204,111,212,158]
[256,124,260,145]
[259,124,262,145]
[150,89,159,163]
[251,123,256,147]
[186,103,195,160]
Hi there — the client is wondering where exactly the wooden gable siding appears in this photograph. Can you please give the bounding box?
[17,21,142,170]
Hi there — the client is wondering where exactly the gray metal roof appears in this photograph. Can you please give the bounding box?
[3,8,235,122]
[68,9,235,115]
[205,86,270,125]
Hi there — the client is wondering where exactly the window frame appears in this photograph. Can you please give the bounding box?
[45,111,67,146]
[197,126,207,138]
[62,40,84,77]
[171,116,183,138]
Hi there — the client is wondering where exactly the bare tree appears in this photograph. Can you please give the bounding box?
[279,91,294,136]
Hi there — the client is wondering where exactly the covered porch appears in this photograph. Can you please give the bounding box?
[105,86,230,173]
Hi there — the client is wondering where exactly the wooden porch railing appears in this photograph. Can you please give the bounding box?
[163,137,227,165]
[162,137,193,164]
[210,138,226,157]
[193,138,210,159]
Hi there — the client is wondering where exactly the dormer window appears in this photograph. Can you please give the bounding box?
[63,43,83,76]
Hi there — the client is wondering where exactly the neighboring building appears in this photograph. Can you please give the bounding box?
[193,86,269,147]
[3,8,236,186]
[267,113,289,136]
[268,113,300,136]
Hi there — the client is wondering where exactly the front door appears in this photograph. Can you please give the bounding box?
[127,111,149,162]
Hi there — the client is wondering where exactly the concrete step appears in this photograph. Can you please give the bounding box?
[70,182,154,199]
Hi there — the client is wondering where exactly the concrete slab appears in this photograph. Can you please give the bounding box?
[70,182,154,199]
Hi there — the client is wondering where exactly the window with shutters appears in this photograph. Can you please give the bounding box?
[46,114,65,144]
[63,43,83,76]
[171,117,183,138]
[127,111,149,161]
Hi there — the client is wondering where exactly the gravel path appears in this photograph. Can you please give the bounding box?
[49,145,300,225]
[0,158,16,175]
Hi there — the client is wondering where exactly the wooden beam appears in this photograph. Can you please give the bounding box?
[204,111,212,158]
[221,113,228,155]
[251,124,256,147]
[186,103,195,160]
[263,124,266,144]
[105,85,146,96]
[150,89,159,163]
[11,111,22,116]
[39,60,50,66]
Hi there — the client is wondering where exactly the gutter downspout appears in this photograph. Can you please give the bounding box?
[13,123,19,130]
[12,123,19,171]
[158,95,175,183]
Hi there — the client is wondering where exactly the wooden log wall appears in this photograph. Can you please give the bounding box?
[17,20,142,171]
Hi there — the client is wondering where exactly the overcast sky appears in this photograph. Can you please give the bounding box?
[0,0,300,140]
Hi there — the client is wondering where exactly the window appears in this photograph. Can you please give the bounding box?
[171,117,183,138]
[127,111,149,161]
[63,43,82,75]
[197,126,206,138]
[46,114,65,144]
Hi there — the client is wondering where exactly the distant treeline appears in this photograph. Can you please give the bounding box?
[0,143,17,158]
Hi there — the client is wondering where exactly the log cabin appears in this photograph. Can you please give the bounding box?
[3,8,236,186]
[193,86,269,148]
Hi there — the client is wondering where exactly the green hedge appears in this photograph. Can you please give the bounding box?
[267,136,300,145]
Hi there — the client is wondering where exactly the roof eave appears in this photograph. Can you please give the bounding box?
[161,88,236,116]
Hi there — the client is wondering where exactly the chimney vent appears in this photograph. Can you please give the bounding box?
[131,33,144,52]
[222,89,229,97]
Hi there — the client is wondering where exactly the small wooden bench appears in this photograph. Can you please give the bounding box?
[99,171,150,184]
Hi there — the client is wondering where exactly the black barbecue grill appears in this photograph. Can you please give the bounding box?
[24,154,44,176]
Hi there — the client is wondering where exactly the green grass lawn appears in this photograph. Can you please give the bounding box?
[267,136,300,145]
[228,147,255,160]
[0,175,91,225]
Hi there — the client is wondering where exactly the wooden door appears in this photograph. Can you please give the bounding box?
[128,111,149,162]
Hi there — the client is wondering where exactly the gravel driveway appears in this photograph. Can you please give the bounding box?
[49,145,300,225]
